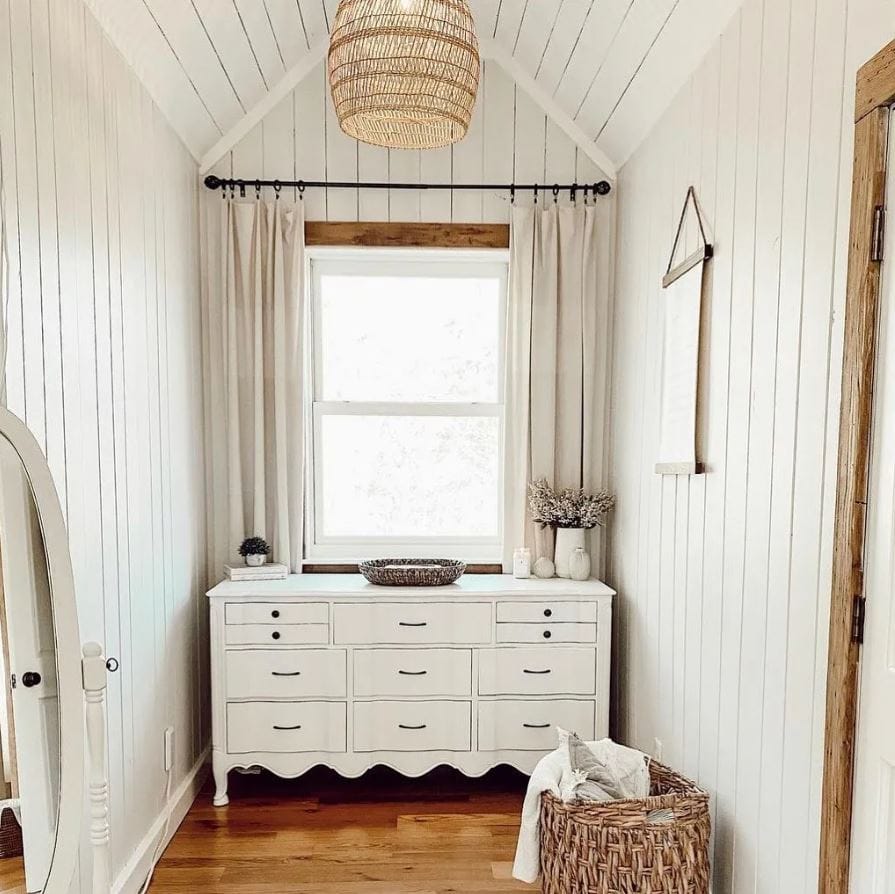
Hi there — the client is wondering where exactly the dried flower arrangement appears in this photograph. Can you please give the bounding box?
[528,479,616,530]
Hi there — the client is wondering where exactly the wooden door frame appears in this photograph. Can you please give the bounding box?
[820,37,895,894]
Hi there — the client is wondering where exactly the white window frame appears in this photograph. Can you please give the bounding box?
[305,247,509,564]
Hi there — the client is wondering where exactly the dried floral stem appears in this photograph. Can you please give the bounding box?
[528,479,615,530]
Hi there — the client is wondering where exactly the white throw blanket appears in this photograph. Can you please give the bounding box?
[512,736,650,883]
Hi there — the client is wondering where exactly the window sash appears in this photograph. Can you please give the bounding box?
[306,248,508,562]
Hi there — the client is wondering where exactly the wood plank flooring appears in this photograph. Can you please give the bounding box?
[0,856,23,894]
[148,765,537,893]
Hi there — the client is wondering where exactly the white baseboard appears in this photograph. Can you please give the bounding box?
[112,747,210,894]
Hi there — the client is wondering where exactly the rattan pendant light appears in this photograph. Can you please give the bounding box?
[328,0,480,150]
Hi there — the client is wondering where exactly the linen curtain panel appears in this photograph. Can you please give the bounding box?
[203,199,306,574]
[504,204,608,570]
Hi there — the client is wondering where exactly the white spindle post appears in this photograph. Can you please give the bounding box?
[82,642,109,894]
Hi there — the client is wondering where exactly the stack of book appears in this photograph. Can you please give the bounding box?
[224,563,289,582]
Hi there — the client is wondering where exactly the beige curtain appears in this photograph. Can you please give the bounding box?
[504,204,607,570]
[203,199,306,574]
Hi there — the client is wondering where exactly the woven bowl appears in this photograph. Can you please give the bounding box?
[358,558,466,587]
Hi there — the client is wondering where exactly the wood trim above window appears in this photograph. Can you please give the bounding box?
[304,220,510,249]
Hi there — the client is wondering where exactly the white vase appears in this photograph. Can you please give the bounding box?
[554,527,586,578]
[246,554,267,567]
[569,547,591,581]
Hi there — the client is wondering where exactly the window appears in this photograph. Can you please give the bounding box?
[307,248,508,562]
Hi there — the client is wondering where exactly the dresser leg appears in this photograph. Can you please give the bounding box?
[212,750,229,807]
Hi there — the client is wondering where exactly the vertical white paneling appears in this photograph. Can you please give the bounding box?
[481,61,514,221]
[0,0,206,887]
[324,77,358,220]
[450,62,485,223]
[231,0,286,90]
[292,63,327,220]
[610,0,894,891]
[223,59,610,224]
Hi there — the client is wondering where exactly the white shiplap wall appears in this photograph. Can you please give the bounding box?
[201,57,616,580]
[208,59,613,222]
[0,0,207,888]
[610,0,893,890]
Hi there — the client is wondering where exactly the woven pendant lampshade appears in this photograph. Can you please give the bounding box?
[328,0,480,150]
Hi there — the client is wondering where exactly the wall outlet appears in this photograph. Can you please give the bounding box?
[164,727,175,772]
[653,737,663,761]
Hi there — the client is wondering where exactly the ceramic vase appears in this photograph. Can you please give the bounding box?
[246,554,267,567]
[569,546,591,581]
[554,527,586,578]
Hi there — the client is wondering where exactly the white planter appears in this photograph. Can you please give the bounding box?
[246,554,267,567]
[554,527,586,579]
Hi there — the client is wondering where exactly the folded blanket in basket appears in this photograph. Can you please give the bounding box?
[512,733,650,884]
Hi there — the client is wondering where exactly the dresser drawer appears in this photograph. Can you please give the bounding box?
[225,649,346,699]
[354,649,472,697]
[227,701,346,753]
[334,603,491,645]
[225,602,328,625]
[225,624,329,646]
[354,700,471,752]
[478,700,595,751]
[478,648,596,695]
[495,623,597,644]
[496,601,597,624]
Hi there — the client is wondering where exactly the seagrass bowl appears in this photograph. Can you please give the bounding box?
[358,558,466,586]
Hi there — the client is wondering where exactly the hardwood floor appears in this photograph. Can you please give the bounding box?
[0,856,23,894]
[149,765,537,893]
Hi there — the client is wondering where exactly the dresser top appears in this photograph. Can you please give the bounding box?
[207,573,615,601]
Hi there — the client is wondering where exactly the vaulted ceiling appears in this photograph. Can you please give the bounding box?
[84,0,742,174]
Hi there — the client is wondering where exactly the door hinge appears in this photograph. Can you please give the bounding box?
[852,594,867,645]
[871,205,885,262]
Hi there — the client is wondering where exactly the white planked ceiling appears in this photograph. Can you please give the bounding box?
[83,0,743,172]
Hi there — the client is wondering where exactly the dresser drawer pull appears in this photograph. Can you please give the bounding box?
[272,631,281,640]
[523,668,552,675]
[398,621,428,627]
[397,669,428,676]
[523,722,551,729]
[543,630,552,639]
[544,609,553,617]
[271,610,280,618]
[271,671,301,677]
[398,723,428,730]
[272,724,302,731]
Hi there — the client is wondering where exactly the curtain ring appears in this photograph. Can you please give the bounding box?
[255,179,261,199]
[570,183,577,204]
[583,184,589,205]
[238,180,246,198]
[552,184,560,204]
[510,185,515,205]
[298,181,305,201]
[533,184,539,205]
[274,181,282,199]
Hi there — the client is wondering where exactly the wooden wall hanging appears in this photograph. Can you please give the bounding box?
[656,186,713,475]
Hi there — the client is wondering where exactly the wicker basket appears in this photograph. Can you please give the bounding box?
[0,806,22,859]
[539,760,711,894]
[358,558,466,586]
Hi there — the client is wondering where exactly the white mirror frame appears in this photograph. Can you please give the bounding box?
[0,406,84,893]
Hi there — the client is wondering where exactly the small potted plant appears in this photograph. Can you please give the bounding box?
[239,536,270,567]
[528,480,615,578]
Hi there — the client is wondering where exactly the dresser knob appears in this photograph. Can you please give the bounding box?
[271,610,280,619]
[272,631,281,640]
[543,609,553,618]
[543,630,552,639]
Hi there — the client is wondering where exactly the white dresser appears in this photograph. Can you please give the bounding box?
[207,574,614,805]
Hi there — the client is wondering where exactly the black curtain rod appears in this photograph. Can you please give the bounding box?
[203,174,612,199]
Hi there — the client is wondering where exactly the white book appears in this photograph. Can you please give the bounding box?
[225,563,289,581]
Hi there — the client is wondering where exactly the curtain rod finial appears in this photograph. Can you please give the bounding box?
[595,180,611,196]
[204,174,223,191]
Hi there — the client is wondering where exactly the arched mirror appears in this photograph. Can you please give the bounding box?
[0,407,84,894]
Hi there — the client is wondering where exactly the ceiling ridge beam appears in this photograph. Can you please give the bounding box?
[199,37,329,175]
[479,37,617,181]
